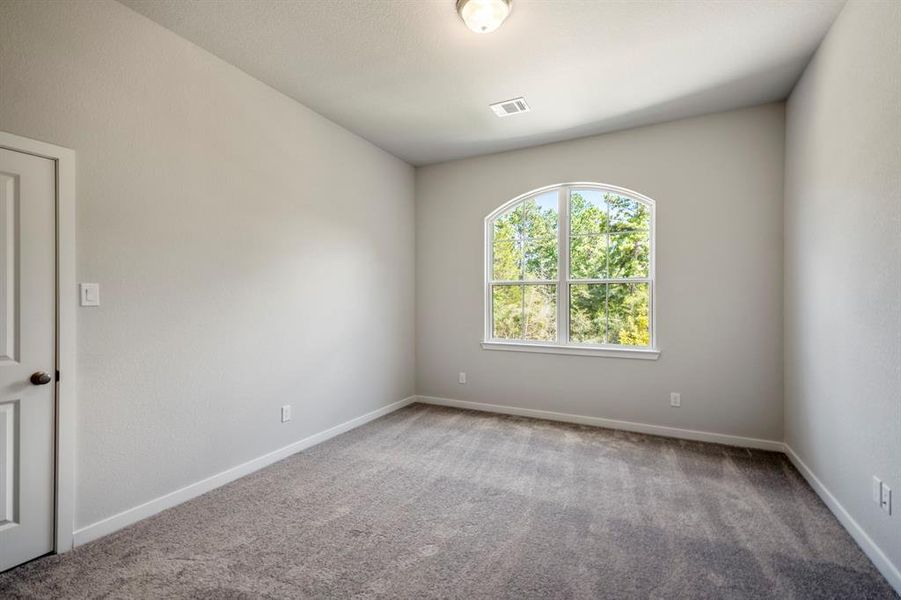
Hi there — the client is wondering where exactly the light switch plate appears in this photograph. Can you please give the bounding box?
[79,283,100,306]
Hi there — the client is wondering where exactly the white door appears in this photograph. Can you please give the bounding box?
[0,147,56,571]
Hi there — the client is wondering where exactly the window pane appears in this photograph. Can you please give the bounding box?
[570,234,607,279]
[492,239,522,281]
[608,231,650,278]
[607,283,650,346]
[524,237,557,280]
[488,186,653,349]
[522,191,558,240]
[607,194,649,232]
[524,284,556,341]
[492,285,523,339]
[570,190,608,235]
[493,202,522,243]
[569,283,606,344]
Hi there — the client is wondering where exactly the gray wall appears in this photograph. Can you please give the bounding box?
[785,0,901,577]
[416,104,785,441]
[0,0,415,529]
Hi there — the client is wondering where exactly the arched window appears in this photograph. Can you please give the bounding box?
[483,183,658,359]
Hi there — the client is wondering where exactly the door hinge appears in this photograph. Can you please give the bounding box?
[55,369,60,381]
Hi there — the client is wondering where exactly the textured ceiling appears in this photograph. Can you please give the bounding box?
[119,0,844,165]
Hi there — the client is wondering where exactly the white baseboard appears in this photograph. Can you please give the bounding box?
[69,393,899,596]
[415,395,785,452]
[73,396,417,547]
[416,396,899,593]
[784,444,901,595]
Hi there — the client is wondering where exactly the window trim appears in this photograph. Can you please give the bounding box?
[483,182,658,359]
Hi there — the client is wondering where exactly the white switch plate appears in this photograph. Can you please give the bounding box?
[281,405,291,423]
[881,483,892,515]
[79,283,100,306]
[873,476,883,504]
[670,392,681,407]
[458,372,466,384]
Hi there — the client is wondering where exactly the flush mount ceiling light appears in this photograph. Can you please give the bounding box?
[456,0,512,33]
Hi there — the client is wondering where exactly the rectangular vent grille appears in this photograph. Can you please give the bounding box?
[490,97,530,117]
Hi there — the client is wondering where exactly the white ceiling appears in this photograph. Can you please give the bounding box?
[119,0,844,165]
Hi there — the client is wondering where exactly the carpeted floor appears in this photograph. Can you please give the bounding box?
[0,403,896,599]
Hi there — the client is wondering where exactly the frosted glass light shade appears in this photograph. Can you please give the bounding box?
[456,0,512,33]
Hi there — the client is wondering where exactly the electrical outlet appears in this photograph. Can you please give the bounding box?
[280,405,291,423]
[881,483,892,515]
[458,372,467,384]
[670,392,681,407]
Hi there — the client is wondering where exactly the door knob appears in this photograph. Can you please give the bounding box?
[30,371,52,386]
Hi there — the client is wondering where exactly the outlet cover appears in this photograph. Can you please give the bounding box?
[281,405,291,423]
[670,392,681,407]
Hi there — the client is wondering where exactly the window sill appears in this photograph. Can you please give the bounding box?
[480,341,660,360]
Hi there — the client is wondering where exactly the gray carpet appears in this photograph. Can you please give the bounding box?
[0,403,896,599]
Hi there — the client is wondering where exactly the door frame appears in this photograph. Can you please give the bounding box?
[0,131,76,554]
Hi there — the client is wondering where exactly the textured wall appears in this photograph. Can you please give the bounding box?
[416,104,785,441]
[0,0,415,529]
[785,0,901,581]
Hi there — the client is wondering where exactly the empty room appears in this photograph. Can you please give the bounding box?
[0,0,899,597]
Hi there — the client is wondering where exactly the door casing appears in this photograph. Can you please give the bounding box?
[0,131,75,554]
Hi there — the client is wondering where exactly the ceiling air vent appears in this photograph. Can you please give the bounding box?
[490,97,530,117]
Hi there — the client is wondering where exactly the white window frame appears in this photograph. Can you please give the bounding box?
[482,182,659,360]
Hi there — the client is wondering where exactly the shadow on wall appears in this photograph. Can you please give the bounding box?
[458,56,809,156]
